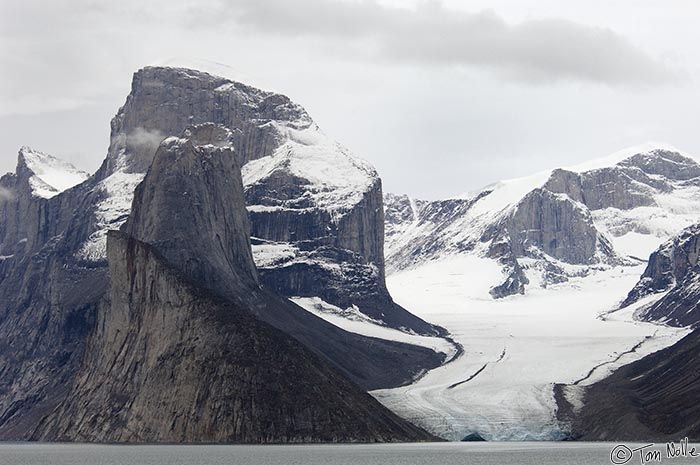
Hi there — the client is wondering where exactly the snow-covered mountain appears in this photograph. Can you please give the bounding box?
[4,64,699,443]
[69,66,438,335]
[385,144,700,297]
[17,146,89,199]
[374,145,700,441]
[620,222,700,327]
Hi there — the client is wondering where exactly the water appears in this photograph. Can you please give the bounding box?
[1,442,699,465]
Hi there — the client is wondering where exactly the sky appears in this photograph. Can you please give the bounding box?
[2,0,700,199]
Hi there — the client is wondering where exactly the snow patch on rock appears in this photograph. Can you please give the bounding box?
[20,146,89,198]
[291,296,456,357]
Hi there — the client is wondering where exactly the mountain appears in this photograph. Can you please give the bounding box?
[86,66,438,336]
[30,125,434,442]
[621,223,700,327]
[384,145,700,298]
[0,67,446,440]
[374,145,699,441]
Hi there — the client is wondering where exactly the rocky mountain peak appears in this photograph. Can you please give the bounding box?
[617,149,700,180]
[620,223,700,326]
[100,66,313,179]
[15,146,88,199]
[124,123,259,295]
[0,65,447,441]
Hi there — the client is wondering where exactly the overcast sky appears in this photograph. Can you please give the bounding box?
[2,0,699,199]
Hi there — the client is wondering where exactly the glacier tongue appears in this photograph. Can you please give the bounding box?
[373,260,688,441]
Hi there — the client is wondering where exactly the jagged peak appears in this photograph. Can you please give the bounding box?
[16,146,89,199]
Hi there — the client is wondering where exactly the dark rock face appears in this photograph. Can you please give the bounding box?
[246,176,434,333]
[622,224,700,327]
[568,330,700,441]
[125,125,259,293]
[0,152,107,439]
[462,432,487,442]
[123,126,444,392]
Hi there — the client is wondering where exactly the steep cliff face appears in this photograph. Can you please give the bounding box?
[122,125,445,392]
[124,125,259,294]
[0,149,103,439]
[385,146,700,298]
[567,329,700,441]
[30,132,437,442]
[621,223,700,327]
[502,188,606,265]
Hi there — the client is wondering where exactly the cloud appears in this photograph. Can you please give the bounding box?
[216,0,678,86]
[127,128,167,155]
[0,186,14,203]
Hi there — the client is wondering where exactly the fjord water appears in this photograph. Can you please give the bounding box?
[1,442,698,465]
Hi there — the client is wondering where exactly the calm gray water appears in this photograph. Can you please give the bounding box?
[1,442,698,465]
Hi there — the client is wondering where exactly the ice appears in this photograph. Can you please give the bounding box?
[291,296,457,357]
[372,261,689,441]
[251,241,300,268]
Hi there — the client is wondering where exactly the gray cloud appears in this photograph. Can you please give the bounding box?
[0,186,14,203]
[213,0,678,86]
[2,0,698,200]
[127,128,167,154]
